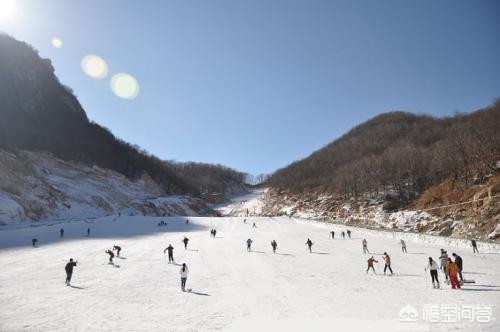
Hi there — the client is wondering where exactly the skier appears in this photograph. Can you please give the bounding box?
[246,238,253,252]
[213,229,217,237]
[471,239,479,254]
[32,238,38,247]
[60,228,64,238]
[330,231,335,239]
[164,245,174,263]
[439,250,449,282]
[244,219,246,224]
[425,257,440,289]
[305,238,313,253]
[452,253,463,282]
[105,249,114,264]
[186,219,189,225]
[367,256,378,274]
[210,229,214,237]
[383,252,393,275]
[65,258,77,286]
[180,263,189,292]
[445,258,461,289]
[87,227,90,236]
[271,240,278,253]
[362,239,369,254]
[400,239,407,253]
[347,229,351,238]
[183,237,189,250]
[341,231,345,239]
[113,245,121,257]
[252,222,257,228]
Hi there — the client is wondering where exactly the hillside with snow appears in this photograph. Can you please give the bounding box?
[0,150,214,226]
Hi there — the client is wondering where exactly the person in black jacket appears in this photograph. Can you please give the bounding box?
[60,228,64,238]
[105,249,114,263]
[113,245,121,257]
[164,245,174,263]
[65,258,77,286]
[452,253,464,281]
[182,237,189,250]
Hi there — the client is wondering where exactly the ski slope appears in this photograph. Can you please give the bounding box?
[0,214,499,331]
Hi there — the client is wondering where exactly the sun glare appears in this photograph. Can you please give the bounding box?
[0,0,17,20]
[110,73,140,100]
[81,55,109,79]
[51,38,63,48]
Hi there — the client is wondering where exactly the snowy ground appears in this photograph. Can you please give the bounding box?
[1,214,499,331]
[214,188,267,217]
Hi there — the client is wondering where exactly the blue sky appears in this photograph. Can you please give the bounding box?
[1,0,499,175]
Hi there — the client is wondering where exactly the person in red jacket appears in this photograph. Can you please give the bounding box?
[446,258,461,289]
[367,256,378,274]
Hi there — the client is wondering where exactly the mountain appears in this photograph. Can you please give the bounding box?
[0,34,246,198]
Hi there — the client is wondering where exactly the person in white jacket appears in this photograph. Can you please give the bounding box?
[180,263,189,292]
[425,257,440,288]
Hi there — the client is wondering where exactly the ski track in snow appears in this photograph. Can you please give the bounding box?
[1,212,499,330]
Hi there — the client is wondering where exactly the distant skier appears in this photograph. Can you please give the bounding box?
[244,219,246,224]
[252,222,257,228]
[113,245,121,257]
[445,258,461,289]
[400,239,407,253]
[60,228,64,238]
[213,229,217,237]
[105,249,114,264]
[347,230,351,238]
[186,219,189,225]
[32,238,38,247]
[362,239,369,254]
[271,240,278,253]
[180,263,189,292]
[439,250,449,282]
[452,253,463,282]
[246,238,253,252]
[330,231,335,239]
[425,257,440,289]
[471,239,479,254]
[87,227,90,236]
[367,256,378,274]
[383,252,393,275]
[164,244,174,263]
[65,258,77,286]
[305,238,313,253]
[341,231,345,239]
[183,237,189,249]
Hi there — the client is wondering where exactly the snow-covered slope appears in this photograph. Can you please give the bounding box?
[0,213,499,331]
[214,188,267,217]
[0,150,213,225]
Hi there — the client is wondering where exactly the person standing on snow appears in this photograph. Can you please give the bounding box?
[113,245,121,257]
[439,250,449,282]
[425,257,440,288]
[400,239,407,253]
[383,252,393,275]
[164,245,175,263]
[87,227,90,237]
[65,258,77,286]
[367,256,378,274]
[445,258,461,289]
[362,239,369,254]
[305,238,313,253]
[105,249,114,264]
[185,219,189,225]
[452,253,464,282]
[347,230,351,238]
[330,231,335,239]
[183,237,189,250]
[271,240,278,253]
[341,231,345,239]
[60,228,64,238]
[32,238,38,247]
[471,239,479,254]
[246,239,253,252]
[180,263,189,292]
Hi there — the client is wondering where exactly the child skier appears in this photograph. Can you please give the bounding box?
[383,252,393,275]
[164,245,174,263]
[105,249,114,264]
[367,256,378,274]
[183,237,189,250]
[65,258,77,286]
[271,240,278,253]
[305,238,313,253]
[246,238,253,252]
[362,239,369,253]
[180,263,189,292]
[113,245,121,257]
[425,257,440,289]
[400,239,407,253]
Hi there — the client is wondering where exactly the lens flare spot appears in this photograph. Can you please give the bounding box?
[81,55,108,79]
[110,73,140,100]
[51,38,63,48]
